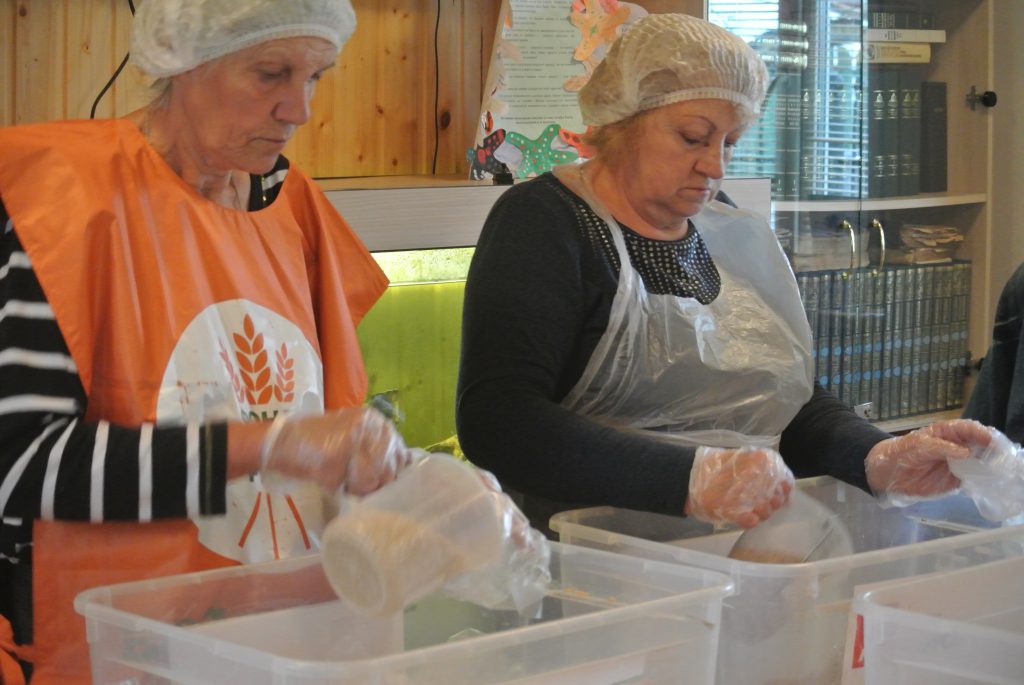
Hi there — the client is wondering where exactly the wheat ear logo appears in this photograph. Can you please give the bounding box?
[219,315,295,409]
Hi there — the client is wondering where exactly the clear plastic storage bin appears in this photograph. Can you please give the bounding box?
[550,476,1024,685]
[854,555,1024,685]
[75,541,733,685]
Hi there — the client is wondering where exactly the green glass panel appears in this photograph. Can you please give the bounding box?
[358,249,472,448]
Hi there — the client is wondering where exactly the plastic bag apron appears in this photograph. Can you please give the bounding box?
[0,119,388,684]
[553,165,813,450]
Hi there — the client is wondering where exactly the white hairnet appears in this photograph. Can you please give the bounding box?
[131,0,357,78]
[579,14,769,126]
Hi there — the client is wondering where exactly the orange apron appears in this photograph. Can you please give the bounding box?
[0,119,388,683]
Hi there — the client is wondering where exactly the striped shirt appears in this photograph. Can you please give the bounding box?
[0,155,290,566]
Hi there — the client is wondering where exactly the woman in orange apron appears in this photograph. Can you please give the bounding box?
[0,1,412,682]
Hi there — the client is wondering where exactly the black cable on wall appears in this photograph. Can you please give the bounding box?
[431,0,441,174]
[89,0,136,119]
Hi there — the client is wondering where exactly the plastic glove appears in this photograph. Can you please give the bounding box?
[686,446,794,528]
[260,407,414,496]
[948,427,1024,522]
[866,418,993,506]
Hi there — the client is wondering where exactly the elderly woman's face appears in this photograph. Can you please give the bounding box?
[172,37,338,174]
[617,99,748,230]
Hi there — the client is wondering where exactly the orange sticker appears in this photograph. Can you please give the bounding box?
[852,613,865,669]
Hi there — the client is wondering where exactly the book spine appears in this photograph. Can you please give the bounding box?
[883,68,901,197]
[844,271,863,407]
[898,266,915,417]
[864,28,946,43]
[818,273,834,391]
[951,262,971,406]
[830,276,847,398]
[868,270,885,419]
[925,265,939,412]
[859,270,875,413]
[890,267,907,418]
[898,68,922,195]
[800,84,814,196]
[920,266,935,412]
[920,81,948,192]
[868,67,887,198]
[928,265,947,411]
[868,10,936,30]
[908,266,925,415]
[869,9,897,29]
[942,264,957,411]
[798,272,820,384]
[865,42,931,63]
[776,69,803,200]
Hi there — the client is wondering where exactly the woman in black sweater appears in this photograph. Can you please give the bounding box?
[457,14,994,535]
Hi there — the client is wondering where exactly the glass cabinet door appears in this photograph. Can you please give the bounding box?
[709,0,865,266]
[708,0,987,428]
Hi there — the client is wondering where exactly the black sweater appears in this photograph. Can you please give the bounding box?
[456,173,890,531]
[963,261,1024,442]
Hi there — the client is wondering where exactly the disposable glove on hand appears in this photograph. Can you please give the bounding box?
[947,427,1024,522]
[686,446,794,528]
[866,418,993,505]
[260,407,414,495]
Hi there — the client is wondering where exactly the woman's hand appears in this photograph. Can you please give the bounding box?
[685,446,794,528]
[259,407,415,495]
[865,418,993,499]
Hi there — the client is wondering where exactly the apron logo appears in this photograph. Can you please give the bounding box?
[161,302,327,564]
[218,314,296,417]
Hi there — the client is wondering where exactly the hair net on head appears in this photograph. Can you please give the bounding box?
[579,13,769,126]
[131,0,357,78]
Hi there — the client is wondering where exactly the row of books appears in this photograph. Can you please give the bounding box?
[728,5,948,201]
[795,261,970,422]
[867,67,911,197]
[868,5,936,30]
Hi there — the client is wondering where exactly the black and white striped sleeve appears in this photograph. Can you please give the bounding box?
[0,201,228,552]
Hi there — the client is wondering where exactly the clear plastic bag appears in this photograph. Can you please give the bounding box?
[879,426,1024,524]
[320,453,551,616]
[948,430,1024,523]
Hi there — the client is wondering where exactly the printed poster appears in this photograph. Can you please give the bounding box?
[469,0,649,180]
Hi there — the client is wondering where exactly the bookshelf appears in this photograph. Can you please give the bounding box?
[710,0,995,430]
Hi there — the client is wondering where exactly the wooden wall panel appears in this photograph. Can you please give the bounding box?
[1,0,517,179]
[14,0,66,124]
[283,0,501,178]
[0,1,14,126]
[65,0,117,119]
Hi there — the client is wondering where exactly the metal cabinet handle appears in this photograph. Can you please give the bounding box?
[839,219,856,275]
[869,218,886,271]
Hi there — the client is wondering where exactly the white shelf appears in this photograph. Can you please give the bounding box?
[322,183,508,252]
[321,177,772,253]
[774,193,987,213]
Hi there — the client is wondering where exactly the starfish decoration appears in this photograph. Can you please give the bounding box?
[570,0,630,63]
[559,126,597,159]
[504,124,579,178]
